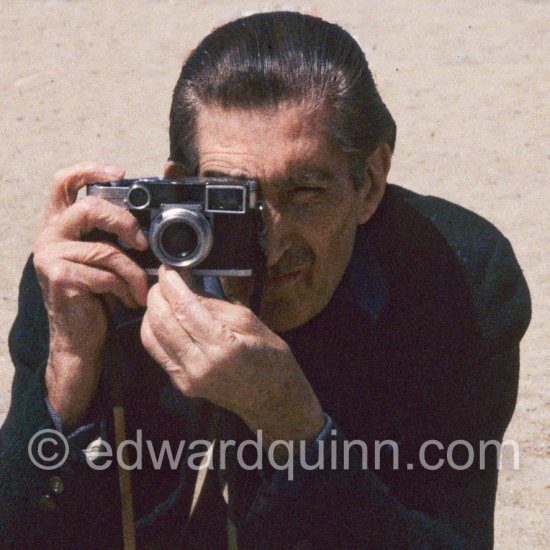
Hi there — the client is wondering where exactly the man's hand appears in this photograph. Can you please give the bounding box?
[141,265,325,449]
[33,162,149,430]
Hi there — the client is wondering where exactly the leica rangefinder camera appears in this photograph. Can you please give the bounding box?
[86,177,264,276]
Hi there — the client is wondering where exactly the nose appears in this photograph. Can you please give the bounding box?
[261,201,293,268]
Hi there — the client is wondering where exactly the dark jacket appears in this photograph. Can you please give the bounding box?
[0,184,531,549]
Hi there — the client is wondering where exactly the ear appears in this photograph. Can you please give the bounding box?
[357,143,392,225]
[164,160,192,179]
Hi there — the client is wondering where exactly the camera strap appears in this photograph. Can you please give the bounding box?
[109,333,137,550]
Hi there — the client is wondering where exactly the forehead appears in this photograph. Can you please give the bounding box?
[195,103,346,180]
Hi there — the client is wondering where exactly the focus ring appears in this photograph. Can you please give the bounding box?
[149,208,213,267]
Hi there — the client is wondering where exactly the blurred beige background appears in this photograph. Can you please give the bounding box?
[1,0,548,547]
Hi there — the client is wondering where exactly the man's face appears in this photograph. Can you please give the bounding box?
[195,103,372,332]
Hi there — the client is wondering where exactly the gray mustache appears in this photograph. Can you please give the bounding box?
[267,247,313,277]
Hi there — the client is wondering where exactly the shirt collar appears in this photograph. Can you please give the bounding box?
[332,224,389,324]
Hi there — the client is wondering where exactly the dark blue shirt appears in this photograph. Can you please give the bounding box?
[1,184,531,549]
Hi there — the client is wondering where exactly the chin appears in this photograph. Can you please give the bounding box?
[261,275,336,332]
[260,311,304,333]
[259,294,315,333]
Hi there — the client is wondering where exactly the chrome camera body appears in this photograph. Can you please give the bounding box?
[87,177,264,276]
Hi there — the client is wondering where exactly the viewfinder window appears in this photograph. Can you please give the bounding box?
[206,186,246,213]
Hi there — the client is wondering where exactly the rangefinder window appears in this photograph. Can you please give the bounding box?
[127,184,151,209]
[205,185,246,213]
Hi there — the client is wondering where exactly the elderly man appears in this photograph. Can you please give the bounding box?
[0,11,530,550]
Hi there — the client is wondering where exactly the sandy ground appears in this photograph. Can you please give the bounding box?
[1,0,548,547]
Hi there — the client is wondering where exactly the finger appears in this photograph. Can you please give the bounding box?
[146,283,196,348]
[46,162,125,220]
[158,265,221,344]
[141,312,181,374]
[161,265,259,335]
[37,257,140,309]
[173,266,203,294]
[39,240,149,306]
[141,300,199,387]
[47,196,148,251]
[140,312,188,393]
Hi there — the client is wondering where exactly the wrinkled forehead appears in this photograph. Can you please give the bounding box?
[195,102,347,182]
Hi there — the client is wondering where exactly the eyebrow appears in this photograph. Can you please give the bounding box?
[287,168,338,185]
[202,167,339,185]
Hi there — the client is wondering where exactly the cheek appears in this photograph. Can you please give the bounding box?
[305,206,358,280]
[291,195,353,235]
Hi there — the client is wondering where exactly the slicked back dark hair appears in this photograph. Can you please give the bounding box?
[169,11,396,187]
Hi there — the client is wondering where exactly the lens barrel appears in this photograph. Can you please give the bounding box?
[149,208,213,267]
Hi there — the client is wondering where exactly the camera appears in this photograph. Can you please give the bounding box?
[86,177,264,276]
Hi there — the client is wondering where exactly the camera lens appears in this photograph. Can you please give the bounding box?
[149,208,213,267]
[160,222,198,259]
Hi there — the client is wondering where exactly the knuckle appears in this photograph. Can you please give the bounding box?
[77,195,101,215]
[72,198,92,222]
[51,165,80,190]
[74,196,106,226]
[88,242,118,264]
[97,241,118,259]
[47,262,70,286]
[32,251,49,273]
[236,305,257,327]
[53,161,95,181]
[81,160,98,172]
[107,247,129,270]
[104,273,125,294]
[174,297,197,320]
[213,323,238,348]
[148,309,165,336]
[61,285,82,302]
[33,227,52,251]
[52,166,70,186]
[172,295,188,313]
[145,304,165,334]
